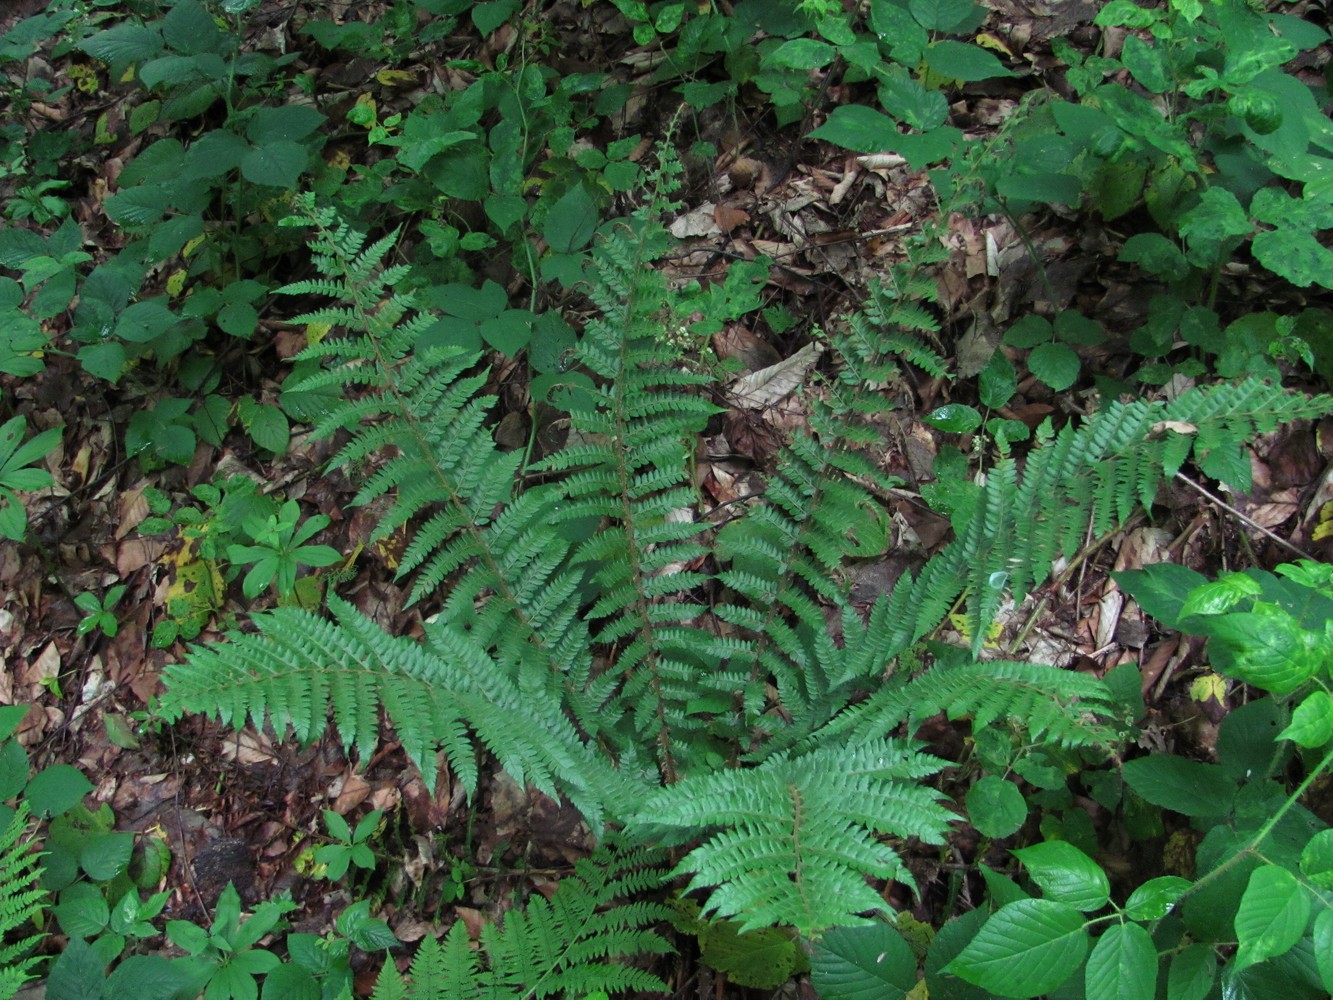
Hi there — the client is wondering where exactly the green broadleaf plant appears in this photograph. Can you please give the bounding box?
[944,561,1333,998]
[0,415,59,542]
[226,499,342,601]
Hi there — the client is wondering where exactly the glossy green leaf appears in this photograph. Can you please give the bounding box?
[1278,691,1333,748]
[923,404,982,434]
[1300,829,1333,889]
[1124,876,1191,921]
[967,776,1026,839]
[1085,923,1157,1000]
[1013,841,1109,912]
[1232,865,1309,972]
[1113,565,1210,630]
[946,899,1088,997]
[1206,607,1321,694]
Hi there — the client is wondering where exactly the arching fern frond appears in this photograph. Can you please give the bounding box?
[870,378,1333,658]
[371,843,672,999]
[628,739,954,937]
[157,597,623,827]
[816,656,1122,752]
[272,196,600,750]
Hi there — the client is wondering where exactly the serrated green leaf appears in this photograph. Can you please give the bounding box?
[996,172,1083,206]
[25,764,92,817]
[1085,923,1156,1000]
[80,23,164,68]
[543,185,598,254]
[769,38,836,70]
[924,40,1016,82]
[1232,865,1309,971]
[1013,841,1109,912]
[978,350,1017,409]
[1121,756,1234,818]
[1206,607,1321,694]
[967,776,1026,839]
[908,0,980,32]
[699,918,807,989]
[1028,342,1081,392]
[809,105,898,153]
[1314,909,1333,995]
[946,898,1088,998]
[81,831,134,881]
[1253,227,1333,290]
[241,140,309,187]
[811,922,916,1000]
[1166,943,1215,1000]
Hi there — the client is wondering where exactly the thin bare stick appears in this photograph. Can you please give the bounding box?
[1173,471,1315,561]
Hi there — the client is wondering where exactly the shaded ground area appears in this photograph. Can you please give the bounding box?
[3,0,1333,992]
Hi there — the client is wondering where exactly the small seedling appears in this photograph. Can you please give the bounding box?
[226,500,341,600]
[314,809,382,881]
[75,585,127,639]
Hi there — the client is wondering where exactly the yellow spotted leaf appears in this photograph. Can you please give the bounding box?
[375,69,416,86]
[1312,501,1333,542]
[1188,672,1227,705]
[975,32,1013,56]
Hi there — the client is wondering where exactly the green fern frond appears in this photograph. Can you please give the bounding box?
[876,378,1333,657]
[375,844,672,999]
[531,204,739,778]
[0,803,45,996]
[156,597,623,825]
[818,656,1121,751]
[629,739,953,937]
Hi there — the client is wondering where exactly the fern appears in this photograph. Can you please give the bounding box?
[537,169,745,780]
[628,739,953,937]
[158,151,1333,945]
[815,655,1123,752]
[157,597,626,827]
[371,844,672,999]
[0,804,45,998]
[870,379,1333,657]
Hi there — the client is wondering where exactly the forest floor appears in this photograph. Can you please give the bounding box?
[3,0,1333,994]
